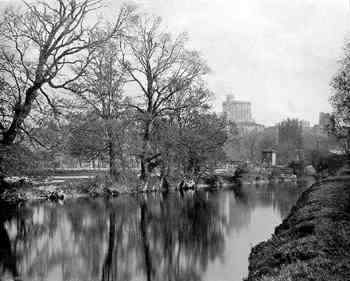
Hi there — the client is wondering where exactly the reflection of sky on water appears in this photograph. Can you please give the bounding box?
[0,183,303,281]
[205,206,281,281]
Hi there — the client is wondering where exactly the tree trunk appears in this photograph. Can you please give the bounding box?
[116,140,127,175]
[159,159,169,191]
[346,130,350,162]
[2,85,39,146]
[140,120,151,181]
[109,141,119,181]
[140,156,146,181]
[0,85,40,180]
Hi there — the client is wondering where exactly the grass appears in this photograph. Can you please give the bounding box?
[246,178,350,281]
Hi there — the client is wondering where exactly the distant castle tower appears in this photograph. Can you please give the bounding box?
[222,94,253,123]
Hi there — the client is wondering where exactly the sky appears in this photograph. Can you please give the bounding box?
[107,0,350,126]
[1,0,349,126]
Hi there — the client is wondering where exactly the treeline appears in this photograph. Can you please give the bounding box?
[0,0,232,185]
[224,118,339,167]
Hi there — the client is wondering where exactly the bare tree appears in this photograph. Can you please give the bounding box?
[69,30,130,180]
[0,0,132,147]
[120,15,209,181]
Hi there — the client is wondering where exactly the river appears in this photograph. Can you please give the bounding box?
[0,183,305,281]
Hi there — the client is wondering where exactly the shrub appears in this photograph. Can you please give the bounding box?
[312,153,346,175]
[0,144,40,177]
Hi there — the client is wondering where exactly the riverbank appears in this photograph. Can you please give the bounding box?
[0,173,158,203]
[0,168,310,203]
[245,176,350,281]
[0,173,235,203]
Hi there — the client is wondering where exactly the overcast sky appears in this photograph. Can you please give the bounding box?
[1,0,349,125]
[107,0,350,126]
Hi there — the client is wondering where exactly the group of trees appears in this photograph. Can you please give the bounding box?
[277,119,303,163]
[224,124,278,165]
[5,0,348,184]
[0,0,229,185]
[224,118,338,166]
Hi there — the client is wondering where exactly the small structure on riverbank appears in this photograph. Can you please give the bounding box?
[262,149,276,166]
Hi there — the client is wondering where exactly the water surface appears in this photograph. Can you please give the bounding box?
[0,183,303,281]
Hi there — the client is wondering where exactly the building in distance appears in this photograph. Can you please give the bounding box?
[222,94,264,134]
[222,94,253,123]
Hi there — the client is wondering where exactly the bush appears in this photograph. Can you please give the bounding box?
[0,144,40,177]
[311,152,346,175]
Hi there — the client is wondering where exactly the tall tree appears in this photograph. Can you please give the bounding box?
[151,85,212,180]
[67,114,106,165]
[176,112,228,180]
[277,118,303,163]
[223,128,262,163]
[0,0,130,147]
[330,43,350,156]
[69,26,133,180]
[120,14,209,181]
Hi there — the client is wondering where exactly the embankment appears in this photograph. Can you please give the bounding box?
[246,177,350,281]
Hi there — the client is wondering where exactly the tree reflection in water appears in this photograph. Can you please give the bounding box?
[99,193,227,281]
[137,192,227,281]
[0,202,20,280]
[0,184,302,281]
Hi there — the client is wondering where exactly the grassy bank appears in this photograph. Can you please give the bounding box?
[0,171,232,203]
[0,173,146,203]
[245,177,350,281]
